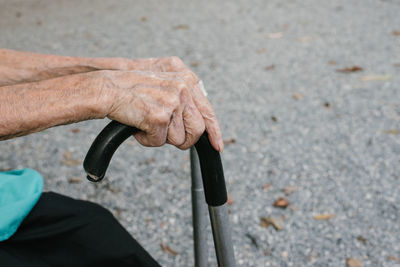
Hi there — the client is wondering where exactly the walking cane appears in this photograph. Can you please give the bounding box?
[83,120,236,266]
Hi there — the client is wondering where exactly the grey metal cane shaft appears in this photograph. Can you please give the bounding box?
[190,148,209,267]
[209,204,236,267]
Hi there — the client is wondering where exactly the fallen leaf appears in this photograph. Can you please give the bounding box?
[71,128,80,133]
[260,216,283,231]
[313,213,335,220]
[267,32,283,39]
[282,186,297,195]
[265,64,275,71]
[141,16,147,22]
[392,30,400,36]
[262,183,271,190]
[62,152,82,166]
[271,116,278,122]
[159,166,173,173]
[346,258,362,267]
[256,48,267,54]
[273,197,290,208]
[356,236,367,245]
[190,61,199,67]
[337,66,363,73]
[142,158,156,165]
[298,36,313,43]
[223,138,236,145]
[174,24,189,30]
[227,194,234,205]
[383,129,399,135]
[324,102,331,108]
[388,255,400,261]
[292,93,303,100]
[329,60,337,65]
[245,233,258,248]
[68,177,82,184]
[160,243,178,256]
[360,75,393,82]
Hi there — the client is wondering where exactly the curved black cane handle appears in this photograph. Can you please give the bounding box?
[83,120,227,206]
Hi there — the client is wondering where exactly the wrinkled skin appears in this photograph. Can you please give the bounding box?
[0,49,223,151]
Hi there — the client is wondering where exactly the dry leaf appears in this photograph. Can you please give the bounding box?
[384,129,399,135]
[324,102,331,108]
[346,258,362,267]
[337,66,363,73]
[227,194,234,205]
[68,177,82,184]
[262,183,271,190]
[174,24,189,30]
[190,61,199,67]
[160,243,178,256]
[282,186,297,195]
[62,152,82,166]
[387,255,400,261]
[292,93,303,100]
[260,216,283,231]
[392,30,400,36]
[245,233,258,248]
[267,32,283,39]
[265,64,275,71]
[298,36,313,43]
[329,60,337,65]
[360,75,393,82]
[273,197,290,208]
[223,138,236,145]
[141,16,147,22]
[142,158,156,165]
[271,116,278,122]
[71,128,80,133]
[314,213,335,220]
[356,236,367,245]
[256,48,267,54]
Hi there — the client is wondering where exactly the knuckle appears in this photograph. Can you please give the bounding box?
[167,94,180,109]
[169,56,184,66]
[151,110,170,126]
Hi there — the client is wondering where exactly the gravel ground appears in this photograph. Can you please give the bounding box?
[1,0,399,266]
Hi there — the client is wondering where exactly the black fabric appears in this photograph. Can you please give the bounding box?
[0,192,161,267]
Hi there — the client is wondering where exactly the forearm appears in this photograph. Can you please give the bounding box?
[0,48,146,86]
[0,72,112,140]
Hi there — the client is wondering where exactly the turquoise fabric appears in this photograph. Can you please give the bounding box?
[0,168,43,241]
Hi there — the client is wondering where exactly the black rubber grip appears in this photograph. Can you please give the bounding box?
[83,121,139,182]
[83,120,227,206]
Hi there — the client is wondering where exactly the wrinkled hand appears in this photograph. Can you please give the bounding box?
[95,67,223,151]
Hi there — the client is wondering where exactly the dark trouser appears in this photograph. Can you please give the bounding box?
[0,192,161,267]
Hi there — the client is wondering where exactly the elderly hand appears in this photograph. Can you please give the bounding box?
[93,68,223,151]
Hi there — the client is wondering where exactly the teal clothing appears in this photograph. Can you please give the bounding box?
[0,168,43,241]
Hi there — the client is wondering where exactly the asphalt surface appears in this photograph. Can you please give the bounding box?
[1,0,399,266]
